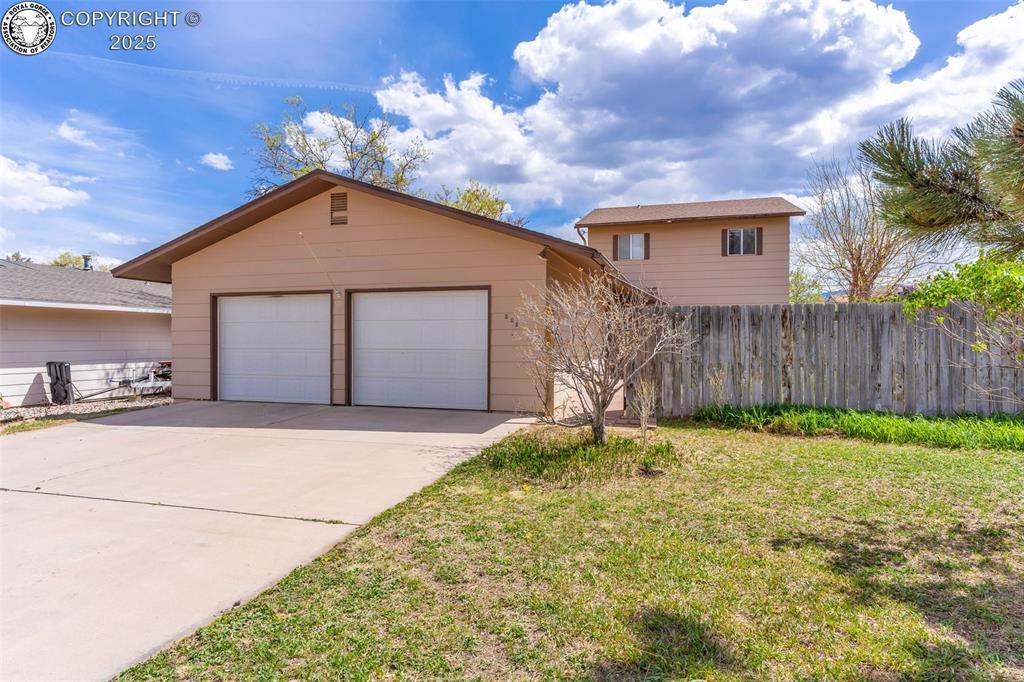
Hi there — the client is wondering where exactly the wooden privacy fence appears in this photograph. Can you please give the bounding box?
[636,303,1023,418]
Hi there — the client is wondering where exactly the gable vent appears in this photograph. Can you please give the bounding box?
[330,192,348,225]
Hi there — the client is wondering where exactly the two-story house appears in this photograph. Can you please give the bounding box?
[112,171,805,412]
[578,197,805,305]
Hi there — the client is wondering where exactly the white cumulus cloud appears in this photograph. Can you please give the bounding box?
[93,230,144,245]
[57,120,99,149]
[372,0,1024,221]
[200,152,234,171]
[0,155,91,213]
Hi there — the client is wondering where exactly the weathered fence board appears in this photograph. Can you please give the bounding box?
[640,303,1022,418]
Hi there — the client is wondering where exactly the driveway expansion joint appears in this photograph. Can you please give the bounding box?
[0,488,359,526]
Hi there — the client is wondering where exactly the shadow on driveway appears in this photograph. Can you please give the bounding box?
[88,400,523,435]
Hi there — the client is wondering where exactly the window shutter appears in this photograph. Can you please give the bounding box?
[756,227,763,255]
[612,234,619,261]
[721,229,728,257]
[644,233,651,260]
[330,192,348,225]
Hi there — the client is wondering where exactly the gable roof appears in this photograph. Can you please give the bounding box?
[0,259,171,313]
[576,197,805,228]
[112,169,614,284]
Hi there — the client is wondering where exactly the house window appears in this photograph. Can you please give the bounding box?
[617,233,646,260]
[727,228,758,256]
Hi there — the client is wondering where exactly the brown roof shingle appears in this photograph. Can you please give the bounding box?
[576,197,805,227]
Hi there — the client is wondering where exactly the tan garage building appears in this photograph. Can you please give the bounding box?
[112,170,617,413]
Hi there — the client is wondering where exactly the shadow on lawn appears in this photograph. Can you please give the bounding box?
[771,516,1024,677]
[586,609,736,681]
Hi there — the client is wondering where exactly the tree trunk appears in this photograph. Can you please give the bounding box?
[591,410,608,445]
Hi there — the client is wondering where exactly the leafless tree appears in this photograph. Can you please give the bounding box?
[797,152,958,301]
[514,270,689,445]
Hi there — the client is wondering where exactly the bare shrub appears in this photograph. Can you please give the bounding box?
[707,367,729,407]
[515,270,689,445]
[633,375,660,450]
[932,302,1024,407]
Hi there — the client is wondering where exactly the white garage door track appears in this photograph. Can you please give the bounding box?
[0,401,524,681]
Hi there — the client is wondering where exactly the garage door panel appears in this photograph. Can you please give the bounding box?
[357,349,486,380]
[353,377,486,411]
[220,349,330,376]
[355,320,486,350]
[220,323,328,351]
[352,290,488,410]
[218,294,331,405]
[354,294,486,322]
[220,375,329,404]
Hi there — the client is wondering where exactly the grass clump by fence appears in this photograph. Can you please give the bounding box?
[474,430,678,485]
[690,404,1024,451]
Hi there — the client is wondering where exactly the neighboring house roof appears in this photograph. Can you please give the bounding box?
[0,260,171,313]
[576,197,806,228]
[112,169,621,285]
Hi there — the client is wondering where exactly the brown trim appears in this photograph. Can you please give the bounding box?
[756,226,764,255]
[344,286,492,412]
[643,233,650,260]
[721,229,728,257]
[209,290,334,404]
[611,234,619,261]
[345,291,351,407]
[209,295,217,400]
[113,169,602,284]
[576,209,805,229]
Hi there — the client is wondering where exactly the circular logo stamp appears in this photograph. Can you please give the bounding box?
[2,2,56,55]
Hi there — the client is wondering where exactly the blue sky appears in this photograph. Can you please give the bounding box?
[1,0,1022,267]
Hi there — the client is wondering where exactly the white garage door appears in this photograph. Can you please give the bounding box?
[218,294,331,404]
[352,290,488,410]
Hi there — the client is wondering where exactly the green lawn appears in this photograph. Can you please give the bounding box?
[123,424,1023,681]
[692,404,1024,451]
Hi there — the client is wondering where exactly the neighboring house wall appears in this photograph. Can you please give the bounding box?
[0,306,171,407]
[170,187,548,413]
[588,216,790,304]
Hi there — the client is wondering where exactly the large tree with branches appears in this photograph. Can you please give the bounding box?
[251,98,529,225]
[859,80,1024,257]
[250,97,430,197]
[797,152,950,301]
[434,180,528,227]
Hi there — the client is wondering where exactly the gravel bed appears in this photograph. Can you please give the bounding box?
[0,394,173,423]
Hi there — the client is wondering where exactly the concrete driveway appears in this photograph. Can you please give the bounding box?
[1,401,524,681]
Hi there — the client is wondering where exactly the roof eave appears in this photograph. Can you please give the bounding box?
[0,298,171,314]
[576,210,806,229]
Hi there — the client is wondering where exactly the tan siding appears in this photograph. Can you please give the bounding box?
[543,252,624,415]
[0,306,171,407]
[171,187,547,412]
[589,217,790,304]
